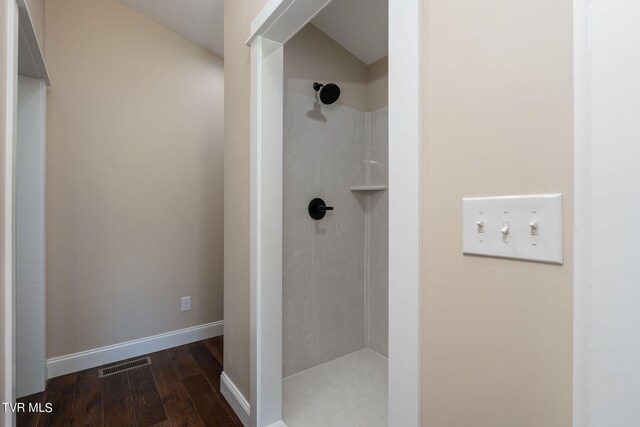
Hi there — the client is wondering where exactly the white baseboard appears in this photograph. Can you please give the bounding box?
[221,371,250,426]
[46,321,223,379]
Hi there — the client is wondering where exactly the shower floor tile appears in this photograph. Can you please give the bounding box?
[283,349,388,427]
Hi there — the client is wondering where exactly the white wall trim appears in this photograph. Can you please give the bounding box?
[16,75,47,399]
[46,321,223,379]
[3,2,19,426]
[250,34,285,427]
[573,0,591,425]
[246,0,332,46]
[248,0,422,426]
[221,371,251,427]
[247,0,289,44]
[16,0,50,84]
[388,0,422,425]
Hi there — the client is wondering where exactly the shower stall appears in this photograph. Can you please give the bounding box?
[281,23,389,427]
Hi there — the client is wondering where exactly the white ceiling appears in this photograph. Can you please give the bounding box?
[117,0,387,64]
[119,0,224,58]
[312,0,388,65]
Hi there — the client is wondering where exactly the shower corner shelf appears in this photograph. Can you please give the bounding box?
[350,185,388,192]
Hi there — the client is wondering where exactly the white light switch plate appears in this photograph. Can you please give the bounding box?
[463,194,563,264]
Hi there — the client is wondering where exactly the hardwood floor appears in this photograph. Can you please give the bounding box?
[17,336,242,427]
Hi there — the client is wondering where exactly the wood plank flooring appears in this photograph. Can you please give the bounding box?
[17,336,242,427]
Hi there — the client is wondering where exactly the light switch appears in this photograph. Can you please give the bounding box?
[462,194,563,264]
[501,223,510,238]
[530,222,539,235]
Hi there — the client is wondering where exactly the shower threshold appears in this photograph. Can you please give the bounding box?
[283,349,388,427]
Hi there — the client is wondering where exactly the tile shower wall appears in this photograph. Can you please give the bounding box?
[283,91,367,377]
[283,92,389,377]
[367,106,389,357]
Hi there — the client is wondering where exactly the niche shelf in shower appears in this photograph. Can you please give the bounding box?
[350,185,388,192]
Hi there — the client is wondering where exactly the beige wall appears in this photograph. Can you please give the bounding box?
[0,0,8,415]
[285,24,387,112]
[421,0,573,426]
[285,24,369,111]
[368,56,387,111]
[45,0,225,358]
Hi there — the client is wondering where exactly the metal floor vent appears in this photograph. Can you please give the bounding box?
[99,357,151,378]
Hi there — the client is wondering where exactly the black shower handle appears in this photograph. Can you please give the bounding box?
[308,198,334,220]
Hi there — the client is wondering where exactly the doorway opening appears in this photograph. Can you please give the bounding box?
[242,0,421,426]
[281,12,389,424]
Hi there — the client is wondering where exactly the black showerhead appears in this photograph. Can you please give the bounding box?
[313,82,341,105]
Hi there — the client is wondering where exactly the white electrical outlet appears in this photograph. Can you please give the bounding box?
[181,296,191,312]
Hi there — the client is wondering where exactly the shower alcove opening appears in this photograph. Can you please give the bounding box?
[281,11,389,427]
[243,0,421,425]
